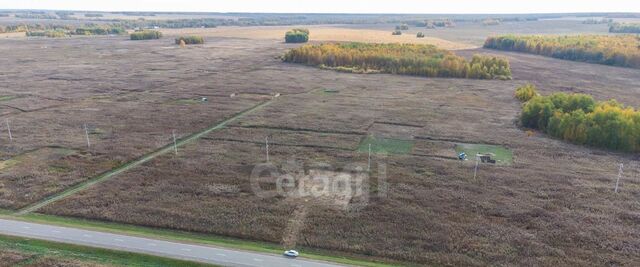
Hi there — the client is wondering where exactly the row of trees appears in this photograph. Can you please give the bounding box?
[582,18,612,24]
[74,26,125,35]
[130,30,162,40]
[285,28,309,43]
[609,23,640,33]
[282,43,512,79]
[484,35,640,68]
[26,30,68,38]
[519,89,640,152]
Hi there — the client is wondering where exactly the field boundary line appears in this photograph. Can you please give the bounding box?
[15,100,274,215]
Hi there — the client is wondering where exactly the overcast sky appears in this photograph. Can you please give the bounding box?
[2,0,639,14]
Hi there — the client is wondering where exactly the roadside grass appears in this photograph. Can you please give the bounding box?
[358,135,414,154]
[455,143,513,165]
[2,213,400,267]
[0,234,214,267]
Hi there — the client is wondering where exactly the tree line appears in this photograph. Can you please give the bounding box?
[282,43,512,79]
[484,34,640,68]
[609,22,640,33]
[518,85,640,152]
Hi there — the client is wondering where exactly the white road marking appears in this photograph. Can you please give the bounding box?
[148,243,157,246]
[114,238,124,242]
[216,253,226,257]
[253,258,263,262]
[83,234,92,238]
[181,248,191,252]
[22,226,30,229]
[51,230,61,234]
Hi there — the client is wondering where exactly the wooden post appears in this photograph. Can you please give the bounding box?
[5,119,12,141]
[83,124,91,149]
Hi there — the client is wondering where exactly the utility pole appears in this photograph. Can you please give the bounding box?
[172,130,178,155]
[265,136,269,162]
[83,124,91,149]
[368,143,372,172]
[5,119,12,141]
[473,154,480,181]
[615,163,624,193]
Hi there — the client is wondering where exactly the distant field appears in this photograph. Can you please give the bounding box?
[160,26,475,49]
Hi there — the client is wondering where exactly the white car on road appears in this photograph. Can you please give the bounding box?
[283,250,299,257]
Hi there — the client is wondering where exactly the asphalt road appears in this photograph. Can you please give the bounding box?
[0,219,344,267]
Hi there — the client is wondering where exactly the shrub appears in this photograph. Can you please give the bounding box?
[484,35,640,68]
[392,30,402,35]
[416,32,425,38]
[130,30,162,40]
[175,36,204,45]
[520,91,640,152]
[282,43,511,80]
[284,29,309,43]
[515,83,538,102]
[84,13,103,17]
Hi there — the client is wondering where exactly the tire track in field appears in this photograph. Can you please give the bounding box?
[15,99,275,215]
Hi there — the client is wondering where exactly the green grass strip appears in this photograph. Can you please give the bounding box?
[0,234,215,267]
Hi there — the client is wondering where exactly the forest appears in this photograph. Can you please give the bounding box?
[519,88,640,152]
[282,43,511,79]
[484,34,640,68]
[609,22,640,33]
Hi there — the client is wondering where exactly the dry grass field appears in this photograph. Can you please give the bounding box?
[0,36,270,209]
[15,33,636,265]
[2,19,640,266]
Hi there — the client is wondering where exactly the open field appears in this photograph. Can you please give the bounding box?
[0,36,272,209]
[160,26,474,49]
[2,18,640,266]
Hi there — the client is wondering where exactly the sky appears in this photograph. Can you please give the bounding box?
[2,0,640,14]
